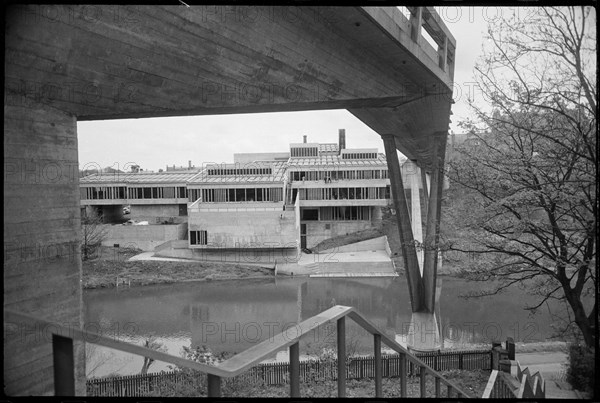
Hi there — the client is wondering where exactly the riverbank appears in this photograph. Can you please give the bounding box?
[82,247,274,289]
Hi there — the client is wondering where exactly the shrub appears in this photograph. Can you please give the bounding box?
[566,343,594,394]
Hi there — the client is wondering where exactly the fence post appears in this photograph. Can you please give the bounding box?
[420,367,427,397]
[399,353,407,397]
[337,317,346,397]
[53,334,75,395]
[290,342,300,397]
[435,377,441,397]
[374,334,382,397]
[207,374,221,397]
[506,337,515,360]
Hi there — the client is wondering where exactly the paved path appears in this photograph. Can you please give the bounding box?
[517,351,581,399]
[277,249,396,277]
[129,251,193,262]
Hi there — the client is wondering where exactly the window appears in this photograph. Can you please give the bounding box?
[190,230,207,245]
[301,208,318,221]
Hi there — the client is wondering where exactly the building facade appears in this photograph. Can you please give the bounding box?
[79,130,429,252]
[186,130,392,250]
[79,171,196,224]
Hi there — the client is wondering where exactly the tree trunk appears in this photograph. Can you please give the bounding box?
[565,289,595,347]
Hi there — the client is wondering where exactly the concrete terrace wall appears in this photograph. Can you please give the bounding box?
[189,208,297,249]
[95,223,188,251]
[4,101,85,395]
[304,221,373,249]
[319,236,389,253]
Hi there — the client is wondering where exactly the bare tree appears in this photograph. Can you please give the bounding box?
[445,7,596,347]
[81,213,108,260]
[140,337,168,375]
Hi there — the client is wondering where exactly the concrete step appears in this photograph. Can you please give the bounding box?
[310,273,398,278]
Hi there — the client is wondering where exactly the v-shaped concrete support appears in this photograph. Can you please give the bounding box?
[381,134,424,312]
[422,132,447,313]
[382,133,447,315]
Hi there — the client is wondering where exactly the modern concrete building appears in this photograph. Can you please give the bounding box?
[77,130,441,253]
[186,130,393,251]
[80,171,195,224]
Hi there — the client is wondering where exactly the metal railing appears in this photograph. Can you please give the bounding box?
[482,361,545,399]
[5,306,472,398]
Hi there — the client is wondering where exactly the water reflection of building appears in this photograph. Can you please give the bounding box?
[84,276,578,371]
[84,278,415,357]
[184,278,412,355]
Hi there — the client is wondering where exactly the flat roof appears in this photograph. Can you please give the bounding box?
[318,143,339,153]
[80,171,199,184]
[288,153,387,167]
[188,161,287,184]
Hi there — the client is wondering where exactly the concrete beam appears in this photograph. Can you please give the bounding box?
[4,5,455,169]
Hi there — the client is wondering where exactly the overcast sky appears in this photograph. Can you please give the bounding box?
[78,7,496,172]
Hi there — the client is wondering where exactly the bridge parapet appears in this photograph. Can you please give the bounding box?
[361,6,456,89]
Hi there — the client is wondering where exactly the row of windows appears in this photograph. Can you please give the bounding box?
[294,186,390,201]
[301,206,371,221]
[127,187,187,199]
[81,186,126,200]
[290,147,318,157]
[190,230,207,245]
[342,153,378,159]
[192,187,284,203]
[207,168,272,176]
[289,169,388,182]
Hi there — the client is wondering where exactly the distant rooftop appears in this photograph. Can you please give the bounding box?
[288,153,387,167]
[188,161,288,184]
[80,171,199,184]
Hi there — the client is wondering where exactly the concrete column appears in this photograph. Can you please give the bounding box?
[4,100,85,395]
[422,132,448,313]
[406,160,424,274]
[381,134,423,312]
[410,7,423,43]
[420,168,430,209]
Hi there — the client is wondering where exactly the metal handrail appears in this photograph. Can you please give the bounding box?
[5,306,471,398]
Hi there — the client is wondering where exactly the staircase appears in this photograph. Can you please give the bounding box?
[482,361,545,398]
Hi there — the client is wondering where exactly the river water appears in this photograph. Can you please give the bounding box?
[84,276,575,378]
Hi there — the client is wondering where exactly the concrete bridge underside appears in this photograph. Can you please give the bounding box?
[4,5,455,395]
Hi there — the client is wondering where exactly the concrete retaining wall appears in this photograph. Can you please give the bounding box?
[189,209,297,249]
[95,223,188,251]
[319,236,389,254]
[304,221,373,249]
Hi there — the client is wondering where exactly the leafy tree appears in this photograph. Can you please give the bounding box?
[445,7,596,347]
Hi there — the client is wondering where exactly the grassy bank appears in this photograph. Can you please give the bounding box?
[82,247,273,289]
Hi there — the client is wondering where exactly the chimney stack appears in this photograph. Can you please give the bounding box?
[338,129,346,153]
[188,160,192,169]
[303,135,307,143]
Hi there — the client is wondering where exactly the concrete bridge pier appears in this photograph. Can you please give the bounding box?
[382,133,447,352]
